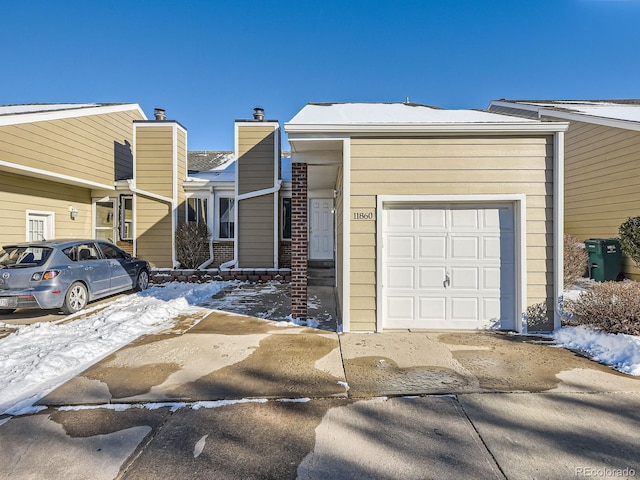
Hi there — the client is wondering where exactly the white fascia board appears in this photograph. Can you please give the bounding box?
[284,122,568,135]
[488,100,542,113]
[538,109,640,132]
[491,100,640,132]
[0,103,146,126]
[0,159,115,190]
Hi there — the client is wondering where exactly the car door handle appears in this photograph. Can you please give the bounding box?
[84,266,93,271]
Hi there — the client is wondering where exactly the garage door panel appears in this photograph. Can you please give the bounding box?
[418,235,446,259]
[450,267,479,290]
[418,209,447,230]
[387,209,414,229]
[387,266,415,289]
[450,297,479,321]
[483,297,501,321]
[450,236,479,260]
[387,296,415,320]
[418,266,447,289]
[386,236,415,260]
[450,209,479,230]
[419,297,446,319]
[482,267,501,290]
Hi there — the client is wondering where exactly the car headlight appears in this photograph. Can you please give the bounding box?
[31,270,60,281]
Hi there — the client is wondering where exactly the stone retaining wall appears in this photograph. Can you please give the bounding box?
[151,268,292,284]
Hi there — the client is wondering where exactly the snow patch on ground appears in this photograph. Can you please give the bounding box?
[554,326,640,376]
[0,282,232,416]
[553,278,640,376]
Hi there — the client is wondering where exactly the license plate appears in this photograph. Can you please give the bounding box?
[0,297,16,308]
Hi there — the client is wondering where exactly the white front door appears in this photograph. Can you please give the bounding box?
[309,198,334,260]
[383,203,515,330]
[26,211,54,241]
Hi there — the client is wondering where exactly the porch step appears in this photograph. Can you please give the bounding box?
[308,267,335,287]
[308,260,335,269]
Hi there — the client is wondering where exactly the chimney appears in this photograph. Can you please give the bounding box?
[253,107,265,121]
[154,108,166,121]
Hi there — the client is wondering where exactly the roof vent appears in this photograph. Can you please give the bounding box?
[253,107,265,121]
[154,108,166,121]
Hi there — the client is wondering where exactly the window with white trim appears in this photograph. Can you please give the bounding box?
[218,197,235,239]
[187,197,208,225]
[26,211,54,241]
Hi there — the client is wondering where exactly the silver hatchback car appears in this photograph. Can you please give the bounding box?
[0,239,150,315]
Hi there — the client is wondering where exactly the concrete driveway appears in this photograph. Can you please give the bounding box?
[1,309,639,479]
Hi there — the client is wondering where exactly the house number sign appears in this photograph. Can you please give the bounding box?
[353,210,374,220]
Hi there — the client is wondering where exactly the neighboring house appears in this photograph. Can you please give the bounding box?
[0,103,187,268]
[184,108,292,269]
[284,102,568,332]
[488,100,640,280]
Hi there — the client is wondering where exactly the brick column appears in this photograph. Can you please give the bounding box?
[291,162,308,319]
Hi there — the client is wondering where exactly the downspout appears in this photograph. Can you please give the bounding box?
[219,181,282,270]
[126,180,179,268]
[553,131,565,330]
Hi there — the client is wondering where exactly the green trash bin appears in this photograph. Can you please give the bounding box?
[584,238,622,282]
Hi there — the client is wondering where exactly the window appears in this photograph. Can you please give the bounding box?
[119,196,133,241]
[281,197,292,240]
[188,197,208,225]
[26,211,54,241]
[219,197,235,239]
[95,201,115,241]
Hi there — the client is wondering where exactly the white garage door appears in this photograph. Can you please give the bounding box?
[383,204,515,330]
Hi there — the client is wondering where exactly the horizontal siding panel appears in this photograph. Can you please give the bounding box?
[351,271,376,284]
[350,182,550,196]
[351,169,552,184]
[352,144,553,158]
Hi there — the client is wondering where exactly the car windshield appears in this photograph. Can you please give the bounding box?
[0,246,53,268]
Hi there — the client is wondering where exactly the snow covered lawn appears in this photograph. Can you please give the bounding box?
[0,282,233,416]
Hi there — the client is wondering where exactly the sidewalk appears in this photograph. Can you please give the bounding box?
[2,303,640,479]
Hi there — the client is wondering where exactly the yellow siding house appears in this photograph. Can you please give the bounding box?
[0,104,186,268]
[285,103,568,333]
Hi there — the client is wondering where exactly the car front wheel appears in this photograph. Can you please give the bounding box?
[135,269,150,291]
[62,282,88,314]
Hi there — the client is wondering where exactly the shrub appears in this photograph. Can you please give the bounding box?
[619,216,640,269]
[564,234,588,287]
[175,222,210,269]
[525,302,550,331]
[564,281,640,335]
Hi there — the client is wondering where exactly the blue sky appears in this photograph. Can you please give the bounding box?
[2,0,639,150]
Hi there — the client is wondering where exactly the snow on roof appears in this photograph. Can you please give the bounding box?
[288,102,540,125]
[509,100,640,124]
[0,103,114,116]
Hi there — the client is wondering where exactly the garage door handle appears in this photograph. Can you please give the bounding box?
[444,271,451,288]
